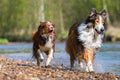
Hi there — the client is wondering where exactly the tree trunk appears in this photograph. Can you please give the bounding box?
[38,0,45,22]
[103,0,111,26]
[59,1,65,36]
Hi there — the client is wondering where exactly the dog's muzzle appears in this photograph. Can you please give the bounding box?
[95,28,104,34]
[49,27,54,34]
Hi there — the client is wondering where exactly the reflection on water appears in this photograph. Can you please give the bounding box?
[0,42,120,75]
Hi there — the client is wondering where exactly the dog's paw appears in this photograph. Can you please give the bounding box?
[45,65,51,68]
[70,67,75,71]
[89,70,95,73]
[86,69,95,73]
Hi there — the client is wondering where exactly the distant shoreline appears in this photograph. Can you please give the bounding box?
[1,26,120,44]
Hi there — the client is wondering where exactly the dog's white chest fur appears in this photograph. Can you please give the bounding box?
[77,23,103,49]
[39,37,53,51]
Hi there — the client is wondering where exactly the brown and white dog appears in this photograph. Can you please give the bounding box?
[32,21,55,67]
[66,8,107,72]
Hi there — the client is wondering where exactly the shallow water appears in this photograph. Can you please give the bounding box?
[0,42,120,75]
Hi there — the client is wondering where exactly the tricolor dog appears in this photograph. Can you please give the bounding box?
[66,8,107,72]
[32,21,55,67]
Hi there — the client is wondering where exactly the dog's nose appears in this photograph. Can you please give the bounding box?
[50,26,54,30]
[100,28,104,32]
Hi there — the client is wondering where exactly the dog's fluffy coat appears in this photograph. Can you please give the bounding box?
[66,8,107,72]
[32,21,55,67]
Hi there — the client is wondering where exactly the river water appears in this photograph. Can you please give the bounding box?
[0,42,120,75]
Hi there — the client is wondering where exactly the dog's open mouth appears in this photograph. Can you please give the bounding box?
[49,30,53,34]
[95,29,103,34]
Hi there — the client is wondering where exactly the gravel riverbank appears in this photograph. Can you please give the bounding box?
[0,56,120,80]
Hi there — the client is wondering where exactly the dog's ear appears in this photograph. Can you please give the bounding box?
[38,22,45,29]
[101,9,107,20]
[38,22,41,30]
[38,22,43,31]
[87,8,97,21]
[89,8,97,17]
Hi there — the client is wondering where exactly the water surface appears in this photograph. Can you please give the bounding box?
[0,42,120,75]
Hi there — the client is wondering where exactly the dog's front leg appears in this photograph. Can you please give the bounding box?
[45,48,53,67]
[78,56,84,70]
[38,50,44,67]
[38,50,44,61]
[84,49,94,72]
[33,43,41,66]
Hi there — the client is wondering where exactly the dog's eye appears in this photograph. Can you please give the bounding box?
[41,26,45,28]
[95,20,99,23]
[102,20,104,24]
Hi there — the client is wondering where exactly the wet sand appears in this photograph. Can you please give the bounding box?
[0,56,120,80]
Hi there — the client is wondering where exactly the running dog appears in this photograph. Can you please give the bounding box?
[66,8,107,72]
[32,21,55,67]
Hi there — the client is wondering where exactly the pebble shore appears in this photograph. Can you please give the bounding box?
[0,56,120,80]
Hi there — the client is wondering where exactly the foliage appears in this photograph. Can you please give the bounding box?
[0,38,8,44]
[0,0,120,41]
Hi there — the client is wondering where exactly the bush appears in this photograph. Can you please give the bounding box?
[0,38,9,44]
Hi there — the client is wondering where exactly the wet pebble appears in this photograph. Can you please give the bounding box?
[0,64,2,70]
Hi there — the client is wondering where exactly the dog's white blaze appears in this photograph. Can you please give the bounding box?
[95,16,104,32]
[99,16,103,25]
[39,37,53,52]
[46,48,53,66]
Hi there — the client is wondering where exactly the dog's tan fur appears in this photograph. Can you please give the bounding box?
[66,8,107,72]
[32,21,55,67]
